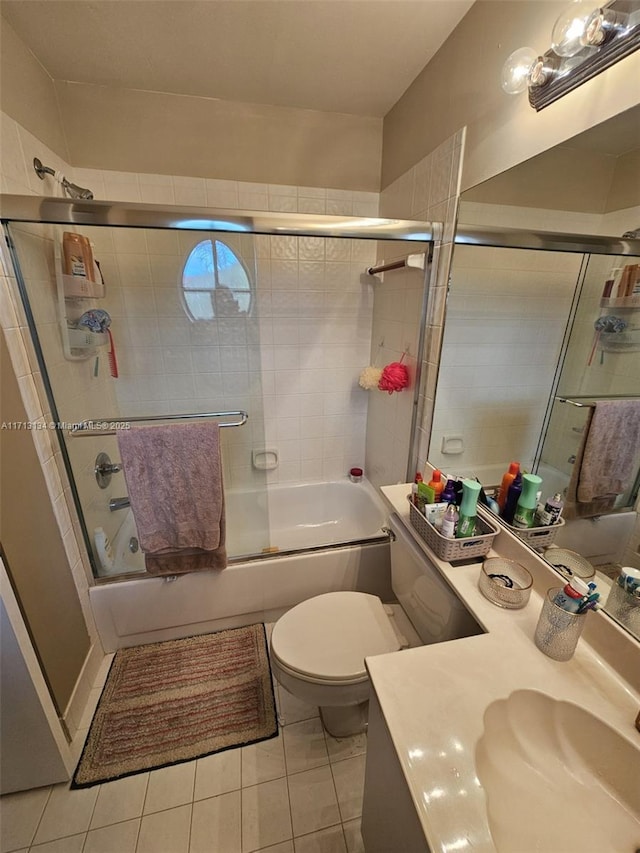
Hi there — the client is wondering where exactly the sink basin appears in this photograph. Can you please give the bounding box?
[476,690,640,852]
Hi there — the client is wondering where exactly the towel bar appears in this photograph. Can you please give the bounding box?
[69,410,248,437]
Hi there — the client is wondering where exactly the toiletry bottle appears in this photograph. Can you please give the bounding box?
[456,479,481,538]
[501,472,522,525]
[535,492,564,526]
[553,577,590,613]
[63,232,95,281]
[497,462,520,511]
[440,503,459,538]
[513,473,543,529]
[441,478,457,505]
[411,472,423,507]
[428,469,444,502]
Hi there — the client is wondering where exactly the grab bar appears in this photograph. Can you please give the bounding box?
[69,410,248,437]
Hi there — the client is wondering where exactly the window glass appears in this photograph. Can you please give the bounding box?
[181,239,251,320]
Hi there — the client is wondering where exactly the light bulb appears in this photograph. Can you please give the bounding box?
[551,1,596,57]
[501,47,538,94]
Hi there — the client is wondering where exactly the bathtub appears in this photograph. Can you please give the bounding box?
[89,478,394,651]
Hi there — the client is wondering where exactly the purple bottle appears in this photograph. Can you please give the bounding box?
[441,479,457,505]
[501,472,522,525]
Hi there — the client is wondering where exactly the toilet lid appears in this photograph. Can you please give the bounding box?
[271,592,400,682]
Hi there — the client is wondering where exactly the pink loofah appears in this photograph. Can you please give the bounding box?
[378,361,409,394]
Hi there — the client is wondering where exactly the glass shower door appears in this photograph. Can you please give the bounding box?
[7,221,270,577]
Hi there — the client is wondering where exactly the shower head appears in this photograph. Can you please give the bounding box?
[33,157,94,200]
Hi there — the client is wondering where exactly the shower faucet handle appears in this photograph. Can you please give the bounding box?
[95,451,122,489]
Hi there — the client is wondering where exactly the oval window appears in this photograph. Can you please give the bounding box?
[181,238,252,321]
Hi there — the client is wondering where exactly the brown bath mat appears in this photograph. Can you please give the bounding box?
[72,624,277,788]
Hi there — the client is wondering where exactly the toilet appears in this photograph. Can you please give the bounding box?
[270,513,483,737]
[270,591,401,737]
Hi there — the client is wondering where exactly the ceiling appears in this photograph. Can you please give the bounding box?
[1,0,474,118]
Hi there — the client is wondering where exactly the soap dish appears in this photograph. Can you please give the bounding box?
[479,558,533,609]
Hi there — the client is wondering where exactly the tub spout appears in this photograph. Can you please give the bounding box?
[109,496,130,511]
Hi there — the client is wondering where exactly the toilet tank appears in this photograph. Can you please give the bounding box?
[388,514,483,645]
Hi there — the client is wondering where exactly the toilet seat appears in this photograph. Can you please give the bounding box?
[270,591,400,684]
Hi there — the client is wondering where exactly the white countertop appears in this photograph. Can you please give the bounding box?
[366,484,640,853]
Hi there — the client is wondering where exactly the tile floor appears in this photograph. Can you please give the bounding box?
[1,626,368,853]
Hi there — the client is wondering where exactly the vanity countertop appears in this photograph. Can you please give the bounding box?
[366,483,640,853]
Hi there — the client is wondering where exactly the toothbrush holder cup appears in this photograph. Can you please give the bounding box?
[534,588,588,662]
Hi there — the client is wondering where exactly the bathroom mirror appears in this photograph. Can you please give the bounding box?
[431,105,640,641]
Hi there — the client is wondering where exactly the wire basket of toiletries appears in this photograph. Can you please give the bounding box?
[498,515,565,549]
[407,497,500,561]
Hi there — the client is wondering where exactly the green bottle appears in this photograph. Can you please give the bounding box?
[513,473,543,529]
[456,479,481,538]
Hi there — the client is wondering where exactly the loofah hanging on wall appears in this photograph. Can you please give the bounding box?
[378,353,409,394]
[358,365,383,390]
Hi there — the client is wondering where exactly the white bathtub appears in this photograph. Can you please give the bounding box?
[90,478,394,651]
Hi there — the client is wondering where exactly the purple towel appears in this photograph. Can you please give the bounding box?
[576,399,640,503]
[117,422,226,575]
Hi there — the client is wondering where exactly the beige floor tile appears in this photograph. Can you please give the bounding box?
[342,819,365,853]
[0,786,50,852]
[83,818,139,853]
[242,731,286,786]
[255,843,294,853]
[194,749,241,800]
[330,757,366,823]
[32,784,99,845]
[190,790,241,853]
[283,719,329,775]
[293,825,347,852]
[287,766,340,838]
[29,835,85,852]
[136,804,191,853]
[90,773,149,829]
[241,777,292,853]
[144,762,196,814]
[324,732,366,764]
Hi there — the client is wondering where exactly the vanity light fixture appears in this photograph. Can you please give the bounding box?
[501,0,640,110]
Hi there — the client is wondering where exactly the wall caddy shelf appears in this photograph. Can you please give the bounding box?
[599,295,640,309]
[55,235,107,361]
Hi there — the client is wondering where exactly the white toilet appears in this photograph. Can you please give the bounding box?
[270,513,482,737]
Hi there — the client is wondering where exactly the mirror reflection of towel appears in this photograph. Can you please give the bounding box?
[565,399,640,518]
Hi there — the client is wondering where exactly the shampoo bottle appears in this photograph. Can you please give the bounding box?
[441,478,457,505]
[428,469,444,502]
[497,462,520,511]
[513,473,543,529]
[441,503,459,538]
[535,492,564,526]
[456,479,481,539]
[63,232,95,281]
[501,472,522,525]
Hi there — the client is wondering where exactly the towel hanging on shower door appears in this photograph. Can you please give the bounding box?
[117,422,227,575]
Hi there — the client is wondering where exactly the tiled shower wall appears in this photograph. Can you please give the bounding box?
[368,129,465,487]
[429,244,582,477]
[87,224,378,488]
